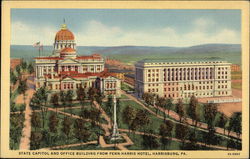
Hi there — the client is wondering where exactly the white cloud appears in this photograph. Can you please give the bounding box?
[11,21,57,45]
[12,20,240,47]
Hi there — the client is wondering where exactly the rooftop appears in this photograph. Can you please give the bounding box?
[137,58,229,64]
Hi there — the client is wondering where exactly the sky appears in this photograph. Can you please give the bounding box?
[11,9,241,47]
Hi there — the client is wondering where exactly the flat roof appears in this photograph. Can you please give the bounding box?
[138,58,226,63]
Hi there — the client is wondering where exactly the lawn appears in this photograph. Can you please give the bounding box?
[121,82,134,92]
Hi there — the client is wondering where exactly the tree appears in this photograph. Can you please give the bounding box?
[48,112,59,133]
[165,97,173,116]
[175,99,185,122]
[217,113,227,135]
[203,125,218,147]
[131,109,150,133]
[142,93,154,106]
[18,79,28,105]
[122,105,136,133]
[30,86,48,128]
[15,65,21,77]
[27,62,34,74]
[105,95,113,116]
[66,90,74,116]
[80,109,90,119]
[10,102,17,112]
[142,129,159,150]
[88,87,98,103]
[96,90,104,105]
[157,97,165,115]
[227,112,241,138]
[76,86,85,107]
[10,70,18,90]
[159,120,173,149]
[62,117,72,141]
[186,130,197,150]
[31,112,41,131]
[204,103,218,129]
[21,60,27,71]
[60,90,67,113]
[187,95,198,125]
[50,93,59,114]
[74,119,90,142]
[30,131,43,150]
[175,123,188,148]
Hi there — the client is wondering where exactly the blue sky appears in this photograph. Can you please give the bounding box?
[11,9,241,47]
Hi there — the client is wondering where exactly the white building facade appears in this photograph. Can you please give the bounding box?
[34,23,121,97]
[135,59,232,99]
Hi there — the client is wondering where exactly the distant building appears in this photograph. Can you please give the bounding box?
[231,64,241,72]
[135,59,232,99]
[10,58,22,70]
[124,74,135,86]
[108,69,134,81]
[34,23,121,97]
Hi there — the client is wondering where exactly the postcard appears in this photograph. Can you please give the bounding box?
[1,1,249,158]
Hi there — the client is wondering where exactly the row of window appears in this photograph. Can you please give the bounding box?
[147,69,159,73]
[148,88,159,93]
[106,82,116,89]
[147,78,159,82]
[147,73,159,77]
[148,83,159,87]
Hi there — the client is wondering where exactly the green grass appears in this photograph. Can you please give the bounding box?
[47,101,91,108]
[120,94,129,99]
[121,82,134,91]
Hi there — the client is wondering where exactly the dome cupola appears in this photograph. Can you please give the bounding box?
[53,22,76,56]
[55,24,75,41]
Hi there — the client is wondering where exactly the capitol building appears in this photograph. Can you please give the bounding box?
[34,23,121,97]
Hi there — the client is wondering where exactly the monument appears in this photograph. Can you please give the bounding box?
[111,95,121,140]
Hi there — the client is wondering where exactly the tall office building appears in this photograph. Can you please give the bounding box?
[135,59,232,99]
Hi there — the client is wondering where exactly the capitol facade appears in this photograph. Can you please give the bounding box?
[34,23,121,97]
